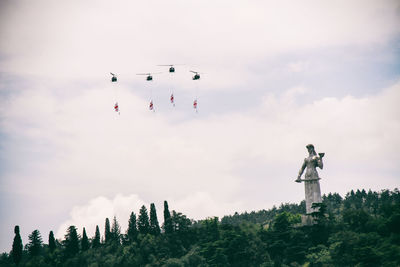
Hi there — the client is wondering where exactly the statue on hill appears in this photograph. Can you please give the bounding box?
[296,144,325,215]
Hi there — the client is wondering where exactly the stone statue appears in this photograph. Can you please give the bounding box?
[296,144,325,214]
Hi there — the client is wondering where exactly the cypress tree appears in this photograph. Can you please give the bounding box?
[163,200,173,234]
[150,203,161,235]
[127,212,138,242]
[48,231,56,252]
[11,225,23,265]
[104,218,111,243]
[81,227,89,251]
[64,226,79,257]
[111,216,121,244]
[92,225,101,248]
[138,205,150,235]
[27,229,43,257]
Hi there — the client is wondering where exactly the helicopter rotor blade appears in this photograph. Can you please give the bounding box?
[137,72,162,75]
[158,64,185,66]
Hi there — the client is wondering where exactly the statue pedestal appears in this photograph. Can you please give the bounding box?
[294,215,315,227]
[301,215,315,226]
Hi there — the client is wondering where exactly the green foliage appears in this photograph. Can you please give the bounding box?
[162,257,184,267]
[150,203,161,236]
[104,218,111,243]
[163,200,173,234]
[309,202,330,245]
[27,229,43,257]
[138,205,150,235]
[127,212,138,243]
[265,212,302,265]
[110,216,121,244]
[0,253,13,267]
[48,231,56,252]
[305,244,332,266]
[201,217,219,242]
[167,211,193,257]
[1,190,400,267]
[12,225,23,265]
[63,225,79,258]
[92,225,101,248]
[81,227,89,251]
[221,201,305,229]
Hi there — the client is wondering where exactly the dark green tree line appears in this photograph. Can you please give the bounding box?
[1,189,399,267]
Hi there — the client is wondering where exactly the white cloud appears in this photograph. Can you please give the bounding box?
[55,191,245,239]
[257,82,400,164]
[0,0,399,83]
[172,191,245,220]
[55,194,147,239]
[288,62,310,73]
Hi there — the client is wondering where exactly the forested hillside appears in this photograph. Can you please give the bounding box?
[1,188,399,267]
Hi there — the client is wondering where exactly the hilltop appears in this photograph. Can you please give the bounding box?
[1,188,399,266]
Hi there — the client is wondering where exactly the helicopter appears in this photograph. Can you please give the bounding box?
[157,64,184,73]
[190,70,201,80]
[136,72,162,81]
[110,72,117,82]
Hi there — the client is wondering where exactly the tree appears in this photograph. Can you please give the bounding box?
[150,203,161,235]
[92,225,101,248]
[168,211,193,256]
[266,212,296,263]
[111,216,121,244]
[48,231,56,252]
[64,225,79,257]
[163,200,173,234]
[81,227,89,251]
[11,225,23,265]
[342,209,371,233]
[127,212,138,242]
[203,217,219,242]
[138,205,150,235]
[27,229,43,257]
[105,218,111,243]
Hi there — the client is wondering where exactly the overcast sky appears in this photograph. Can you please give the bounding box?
[1,0,399,253]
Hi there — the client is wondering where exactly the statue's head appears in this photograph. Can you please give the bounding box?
[306,144,315,154]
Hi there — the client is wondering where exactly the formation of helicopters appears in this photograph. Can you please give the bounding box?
[110,65,202,114]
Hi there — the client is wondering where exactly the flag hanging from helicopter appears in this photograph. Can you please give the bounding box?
[114,102,120,115]
[193,99,198,111]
